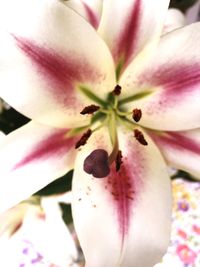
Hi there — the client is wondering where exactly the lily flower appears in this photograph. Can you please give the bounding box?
[0,0,200,266]
[0,195,79,266]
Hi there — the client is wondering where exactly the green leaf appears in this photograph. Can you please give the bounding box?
[171,170,197,182]
[169,0,199,12]
[59,202,73,225]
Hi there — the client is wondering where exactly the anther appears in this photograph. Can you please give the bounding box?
[112,85,122,96]
[134,129,148,146]
[80,105,100,115]
[132,108,142,122]
[115,150,123,171]
[75,129,92,149]
[83,149,110,178]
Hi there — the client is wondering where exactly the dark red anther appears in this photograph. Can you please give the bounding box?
[112,84,122,96]
[115,150,123,171]
[134,129,148,146]
[132,108,142,122]
[75,129,92,149]
[83,149,110,178]
[80,105,100,115]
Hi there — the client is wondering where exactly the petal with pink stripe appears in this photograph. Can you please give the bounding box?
[123,23,200,131]
[149,129,200,180]
[72,127,171,267]
[0,0,115,128]
[98,0,170,74]
[0,121,78,213]
[65,0,103,29]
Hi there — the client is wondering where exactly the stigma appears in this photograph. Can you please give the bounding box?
[83,149,110,178]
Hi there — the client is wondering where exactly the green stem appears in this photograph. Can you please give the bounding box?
[107,111,119,164]
[109,112,117,146]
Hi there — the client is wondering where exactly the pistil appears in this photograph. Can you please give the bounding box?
[83,149,110,178]
[82,106,123,178]
[76,84,148,178]
[115,150,123,171]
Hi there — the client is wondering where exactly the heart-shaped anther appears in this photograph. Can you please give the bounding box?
[83,149,110,178]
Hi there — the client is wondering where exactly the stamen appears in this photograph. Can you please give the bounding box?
[132,108,142,122]
[134,129,148,146]
[112,84,122,96]
[83,149,110,178]
[80,104,100,115]
[115,150,123,171]
[75,129,92,149]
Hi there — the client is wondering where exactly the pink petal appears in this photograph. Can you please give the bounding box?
[149,129,200,180]
[98,0,170,73]
[0,0,115,128]
[72,127,171,267]
[0,121,78,213]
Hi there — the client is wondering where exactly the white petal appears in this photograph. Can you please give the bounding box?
[0,203,29,238]
[162,8,185,34]
[72,127,171,267]
[0,121,77,213]
[149,129,200,180]
[121,23,200,131]
[98,0,170,74]
[0,0,115,128]
[65,0,103,28]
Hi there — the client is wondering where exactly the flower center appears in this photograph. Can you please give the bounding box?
[70,84,148,178]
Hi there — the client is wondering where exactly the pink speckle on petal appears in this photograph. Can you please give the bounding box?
[142,63,200,112]
[106,146,144,245]
[107,165,135,244]
[159,64,200,105]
